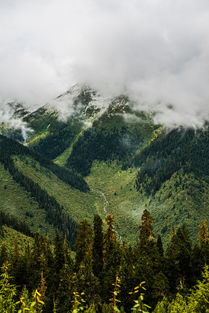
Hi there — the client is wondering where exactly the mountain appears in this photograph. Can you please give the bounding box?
[0,85,209,244]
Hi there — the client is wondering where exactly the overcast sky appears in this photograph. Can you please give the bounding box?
[1,0,209,127]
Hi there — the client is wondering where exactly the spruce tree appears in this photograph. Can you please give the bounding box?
[156,235,164,257]
[55,263,73,313]
[75,220,93,270]
[198,220,209,244]
[54,232,65,273]
[93,214,104,278]
[166,225,192,292]
[192,220,209,282]
[103,214,121,303]
[139,209,154,249]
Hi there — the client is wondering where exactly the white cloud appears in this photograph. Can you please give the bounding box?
[0,101,32,140]
[0,0,209,127]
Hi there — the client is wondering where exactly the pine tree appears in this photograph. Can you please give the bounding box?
[54,232,65,273]
[30,233,48,289]
[198,220,209,244]
[198,220,209,263]
[156,235,164,257]
[0,244,8,267]
[152,272,169,299]
[55,263,73,313]
[103,214,121,303]
[139,209,154,249]
[74,220,100,306]
[93,214,104,278]
[166,225,192,292]
[75,220,93,270]
[104,214,117,259]
[192,220,209,282]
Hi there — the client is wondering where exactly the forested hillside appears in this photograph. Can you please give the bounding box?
[0,135,100,244]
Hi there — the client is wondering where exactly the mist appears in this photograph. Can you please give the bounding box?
[0,101,32,140]
[1,0,209,127]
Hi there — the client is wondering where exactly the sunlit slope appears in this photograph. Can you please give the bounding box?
[0,226,33,252]
[86,161,142,242]
[149,171,209,242]
[0,135,93,243]
[0,162,55,237]
[14,155,102,222]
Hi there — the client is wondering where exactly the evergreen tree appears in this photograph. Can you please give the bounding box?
[92,214,104,278]
[139,209,154,249]
[55,263,74,313]
[103,214,121,303]
[166,225,192,292]
[198,220,209,263]
[192,220,209,282]
[75,220,93,270]
[74,220,100,306]
[198,220,209,244]
[104,214,117,260]
[156,235,164,257]
[152,272,169,299]
[0,244,8,267]
[54,232,65,273]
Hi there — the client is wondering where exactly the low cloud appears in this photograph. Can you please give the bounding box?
[0,0,209,127]
[0,101,32,140]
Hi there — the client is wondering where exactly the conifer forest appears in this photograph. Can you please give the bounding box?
[0,211,209,313]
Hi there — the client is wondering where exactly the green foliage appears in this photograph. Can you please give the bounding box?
[154,265,209,313]
[129,282,151,313]
[2,90,209,313]
[0,134,89,192]
[0,262,17,313]
[139,209,154,249]
[86,161,141,243]
[0,213,208,313]
[110,276,121,313]
[17,289,45,313]
[186,265,209,313]
[14,155,100,242]
[71,291,86,313]
[136,128,209,194]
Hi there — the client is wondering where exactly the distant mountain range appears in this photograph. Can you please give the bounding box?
[0,84,209,244]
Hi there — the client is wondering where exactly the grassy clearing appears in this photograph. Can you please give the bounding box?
[86,161,145,243]
[14,156,103,223]
[27,129,49,146]
[0,226,33,252]
[54,129,84,166]
[0,163,55,237]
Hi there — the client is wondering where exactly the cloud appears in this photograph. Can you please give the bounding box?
[0,0,209,127]
[0,101,32,140]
